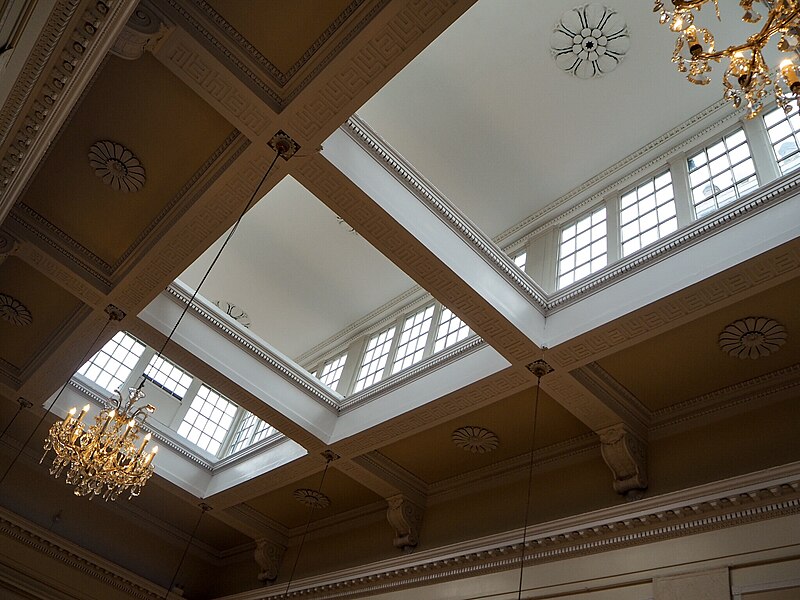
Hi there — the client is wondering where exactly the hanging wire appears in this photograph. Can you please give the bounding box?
[140,145,287,391]
[0,312,117,487]
[516,361,550,600]
[163,503,210,599]
[284,455,334,597]
[0,397,30,441]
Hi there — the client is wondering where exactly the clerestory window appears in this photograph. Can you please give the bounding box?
[176,384,237,455]
[557,205,607,289]
[433,307,470,353]
[620,170,678,257]
[144,354,194,400]
[317,352,348,391]
[77,332,146,393]
[228,412,275,455]
[353,326,396,392]
[392,305,435,373]
[687,128,758,218]
[763,105,800,175]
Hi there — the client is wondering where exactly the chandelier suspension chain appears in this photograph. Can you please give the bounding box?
[516,373,543,600]
[0,313,116,488]
[143,147,285,388]
[284,456,334,597]
[164,503,210,600]
[0,399,28,441]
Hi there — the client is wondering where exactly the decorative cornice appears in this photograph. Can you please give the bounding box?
[345,115,549,311]
[548,170,800,310]
[226,465,800,600]
[651,363,800,432]
[0,0,80,145]
[493,99,736,247]
[166,282,342,411]
[0,507,166,600]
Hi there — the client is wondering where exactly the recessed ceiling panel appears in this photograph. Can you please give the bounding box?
[597,277,800,412]
[0,257,83,372]
[205,0,354,75]
[179,175,416,359]
[245,467,382,529]
[379,387,592,484]
[357,0,738,237]
[20,54,235,266]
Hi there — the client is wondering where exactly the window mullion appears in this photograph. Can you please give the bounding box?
[219,408,245,458]
[742,114,781,184]
[668,153,695,227]
[422,303,443,359]
[384,315,405,376]
[605,196,620,264]
[341,336,369,396]
[168,378,203,429]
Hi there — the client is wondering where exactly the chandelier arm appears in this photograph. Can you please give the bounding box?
[0,313,116,488]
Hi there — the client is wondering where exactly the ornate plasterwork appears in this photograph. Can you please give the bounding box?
[598,424,648,497]
[293,488,331,509]
[255,538,286,583]
[0,293,32,326]
[88,140,146,192]
[110,2,173,60]
[719,317,787,359]
[551,4,630,79]
[452,426,500,453]
[386,495,424,550]
[213,300,251,328]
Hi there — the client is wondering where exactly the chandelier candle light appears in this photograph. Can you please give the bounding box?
[654,0,800,117]
[41,387,158,501]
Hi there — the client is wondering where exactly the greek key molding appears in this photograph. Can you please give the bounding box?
[158,29,275,138]
[288,0,463,142]
[229,466,800,600]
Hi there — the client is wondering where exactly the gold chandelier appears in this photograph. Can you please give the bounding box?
[41,387,159,501]
[654,0,800,117]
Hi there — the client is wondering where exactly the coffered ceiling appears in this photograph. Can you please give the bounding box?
[0,1,799,599]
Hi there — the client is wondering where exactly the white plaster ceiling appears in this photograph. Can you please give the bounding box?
[179,176,415,360]
[357,0,750,238]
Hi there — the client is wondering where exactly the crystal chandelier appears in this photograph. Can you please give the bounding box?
[654,0,800,117]
[41,387,158,501]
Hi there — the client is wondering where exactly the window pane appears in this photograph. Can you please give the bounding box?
[620,170,677,257]
[353,326,396,392]
[557,205,607,289]
[76,332,146,393]
[392,305,435,373]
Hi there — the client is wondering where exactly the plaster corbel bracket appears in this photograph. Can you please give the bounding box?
[111,0,174,60]
[0,229,19,265]
[598,424,648,498]
[255,537,286,583]
[386,494,424,551]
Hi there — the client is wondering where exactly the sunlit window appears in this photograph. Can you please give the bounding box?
[392,305,435,373]
[353,326,396,392]
[620,170,678,257]
[763,105,800,174]
[177,385,237,455]
[687,128,757,218]
[144,355,193,400]
[433,308,470,353]
[228,412,275,455]
[77,332,145,393]
[557,206,607,289]
[512,250,527,272]
[317,353,348,391]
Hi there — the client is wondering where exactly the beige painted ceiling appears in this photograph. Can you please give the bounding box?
[246,467,383,529]
[179,175,415,360]
[379,386,592,484]
[597,277,800,412]
[20,54,234,267]
[206,0,355,75]
[0,257,82,372]
[357,0,751,238]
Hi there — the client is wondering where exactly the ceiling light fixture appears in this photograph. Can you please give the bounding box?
[654,0,800,117]
[37,132,298,501]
